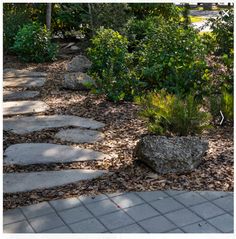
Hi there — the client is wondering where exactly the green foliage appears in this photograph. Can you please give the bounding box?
[136,17,209,97]
[208,9,233,56]
[87,28,139,102]
[12,22,58,63]
[138,91,212,136]
[200,32,217,54]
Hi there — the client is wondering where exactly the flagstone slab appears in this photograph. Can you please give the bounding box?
[55,128,104,143]
[4,115,105,134]
[3,77,46,88]
[4,143,110,166]
[3,101,49,116]
[3,68,47,78]
[3,169,107,193]
[3,90,40,101]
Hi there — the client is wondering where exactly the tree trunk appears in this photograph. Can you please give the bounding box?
[46,3,52,31]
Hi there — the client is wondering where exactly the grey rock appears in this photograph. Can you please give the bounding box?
[63,72,94,90]
[4,143,111,165]
[70,46,79,51]
[3,77,46,88]
[3,68,47,78]
[55,128,104,143]
[67,55,91,72]
[3,101,49,116]
[4,169,107,193]
[134,136,208,174]
[3,90,39,101]
[4,114,105,134]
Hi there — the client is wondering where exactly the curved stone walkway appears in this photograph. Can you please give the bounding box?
[3,190,233,233]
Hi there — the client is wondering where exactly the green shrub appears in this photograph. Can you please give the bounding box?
[12,22,58,63]
[138,90,212,136]
[87,28,139,102]
[136,17,210,97]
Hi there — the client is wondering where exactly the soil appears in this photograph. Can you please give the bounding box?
[3,52,234,210]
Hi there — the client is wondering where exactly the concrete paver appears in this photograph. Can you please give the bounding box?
[3,190,234,233]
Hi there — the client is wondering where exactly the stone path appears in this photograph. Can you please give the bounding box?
[3,68,47,78]
[3,77,46,88]
[3,190,233,233]
[3,101,49,116]
[4,169,107,193]
[4,143,110,166]
[4,115,105,134]
[55,128,104,143]
[3,90,40,101]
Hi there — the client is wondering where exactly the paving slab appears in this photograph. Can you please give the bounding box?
[4,220,35,233]
[4,114,105,134]
[3,208,26,225]
[3,169,107,193]
[55,128,105,143]
[3,68,47,78]
[3,101,49,116]
[4,143,110,165]
[3,90,40,101]
[3,77,46,88]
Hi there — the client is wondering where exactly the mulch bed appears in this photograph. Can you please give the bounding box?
[3,54,234,210]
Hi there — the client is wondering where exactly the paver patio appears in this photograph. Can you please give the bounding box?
[3,190,233,233]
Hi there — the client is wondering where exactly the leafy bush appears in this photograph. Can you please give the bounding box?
[87,28,139,102]
[12,22,58,62]
[137,17,209,97]
[138,90,212,136]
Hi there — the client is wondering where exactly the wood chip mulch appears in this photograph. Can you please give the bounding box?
[3,54,234,210]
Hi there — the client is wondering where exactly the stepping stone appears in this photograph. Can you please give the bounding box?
[3,101,49,116]
[3,68,47,78]
[3,90,39,101]
[55,128,104,143]
[3,77,46,88]
[4,169,107,193]
[4,115,105,134]
[4,143,110,165]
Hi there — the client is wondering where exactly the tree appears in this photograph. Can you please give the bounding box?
[46,3,52,30]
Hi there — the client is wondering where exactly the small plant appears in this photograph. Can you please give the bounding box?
[12,22,58,63]
[138,90,212,136]
[87,28,139,102]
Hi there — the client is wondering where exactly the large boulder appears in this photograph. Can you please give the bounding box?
[67,55,92,72]
[63,72,94,90]
[134,135,208,174]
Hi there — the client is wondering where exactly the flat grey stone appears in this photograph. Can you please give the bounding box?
[55,128,104,143]
[111,192,144,209]
[173,192,207,207]
[139,215,176,233]
[4,220,34,233]
[150,197,184,214]
[168,228,183,233]
[69,218,107,233]
[50,197,82,211]
[198,191,231,201]
[99,211,134,230]
[3,208,25,225]
[3,101,49,116]
[29,213,65,232]
[85,198,119,216]
[3,77,46,88]
[4,114,105,134]
[207,213,233,232]
[212,196,234,213]
[124,204,159,221]
[3,68,47,78]
[4,169,107,193]
[3,90,39,101]
[58,205,93,224]
[4,143,110,165]
[182,221,220,233]
[63,72,94,90]
[21,202,54,219]
[78,194,108,204]
[111,223,146,233]
[165,208,202,227]
[190,202,225,219]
